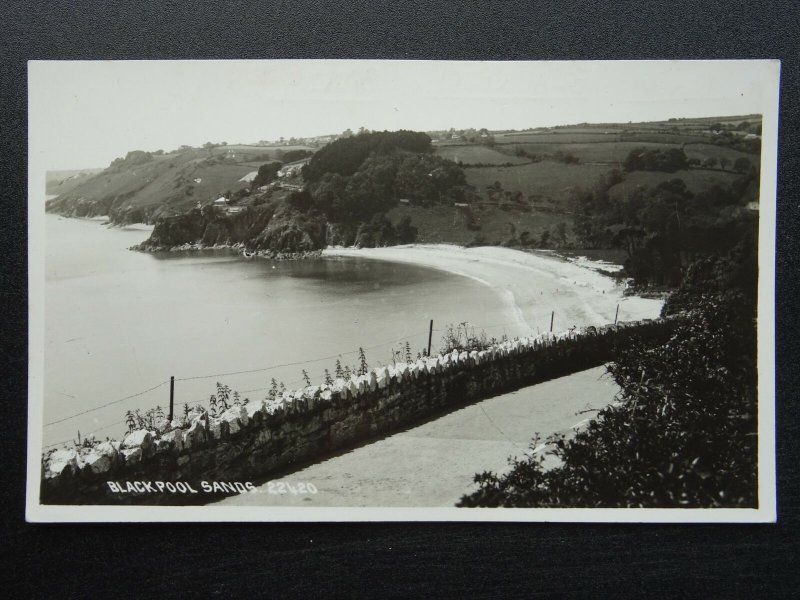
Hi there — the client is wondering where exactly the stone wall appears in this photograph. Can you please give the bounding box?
[40,316,682,505]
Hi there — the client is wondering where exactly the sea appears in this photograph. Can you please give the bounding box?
[42,214,521,449]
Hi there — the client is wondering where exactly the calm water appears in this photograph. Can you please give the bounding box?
[43,215,520,448]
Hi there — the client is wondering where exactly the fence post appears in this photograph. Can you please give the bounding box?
[614,303,620,325]
[550,311,554,333]
[427,319,433,357]
[168,376,175,421]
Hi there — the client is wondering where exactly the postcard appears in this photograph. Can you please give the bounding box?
[26,59,779,522]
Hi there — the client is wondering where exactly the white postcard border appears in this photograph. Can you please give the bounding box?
[26,59,780,523]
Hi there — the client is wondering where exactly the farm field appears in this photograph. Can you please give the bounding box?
[464,161,611,202]
[681,142,756,164]
[386,203,571,247]
[607,168,741,200]
[212,144,313,158]
[434,144,529,165]
[496,131,623,144]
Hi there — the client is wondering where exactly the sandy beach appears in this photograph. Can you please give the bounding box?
[323,244,663,334]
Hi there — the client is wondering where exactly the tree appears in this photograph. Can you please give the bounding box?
[539,228,551,248]
[252,161,282,188]
[358,347,368,375]
[733,157,753,173]
[623,147,687,173]
[303,130,432,182]
[720,157,731,171]
[396,216,418,244]
[555,222,568,246]
[287,189,313,211]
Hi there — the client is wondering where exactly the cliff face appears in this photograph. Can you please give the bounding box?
[134,204,330,254]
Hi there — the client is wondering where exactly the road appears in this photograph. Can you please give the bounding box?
[215,365,618,508]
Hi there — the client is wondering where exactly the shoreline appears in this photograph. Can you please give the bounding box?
[58,209,662,331]
[130,239,323,261]
[323,244,664,332]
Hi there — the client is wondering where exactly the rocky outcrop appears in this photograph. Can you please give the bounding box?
[133,204,329,255]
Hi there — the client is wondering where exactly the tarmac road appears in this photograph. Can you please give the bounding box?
[215,365,618,508]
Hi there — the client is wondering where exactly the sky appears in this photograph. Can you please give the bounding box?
[29,60,778,171]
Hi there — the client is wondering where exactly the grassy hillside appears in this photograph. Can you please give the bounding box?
[434,145,529,165]
[463,162,610,202]
[607,168,741,201]
[46,144,314,223]
[419,115,761,249]
[50,116,761,262]
[45,168,105,196]
[386,203,569,247]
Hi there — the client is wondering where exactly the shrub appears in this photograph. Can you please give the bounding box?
[458,250,757,508]
[440,322,500,353]
[623,147,688,173]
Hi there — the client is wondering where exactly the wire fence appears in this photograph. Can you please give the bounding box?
[42,303,685,450]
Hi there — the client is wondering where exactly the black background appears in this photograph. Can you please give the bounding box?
[2,1,798,596]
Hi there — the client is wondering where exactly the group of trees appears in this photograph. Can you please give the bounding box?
[278,149,313,163]
[302,130,433,182]
[299,132,467,224]
[709,120,761,135]
[691,155,755,173]
[241,130,466,248]
[251,162,282,189]
[352,214,418,247]
[623,147,689,173]
[571,166,759,286]
[108,150,154,170]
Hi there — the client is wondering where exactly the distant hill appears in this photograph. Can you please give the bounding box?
[52,117,761,286]
[46,168,105,197]
[46,144,314,223]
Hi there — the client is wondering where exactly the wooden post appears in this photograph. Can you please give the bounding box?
[168,376,175,421]
[550,311,554,333]
[614,304,619,325]
[427,319,433,357]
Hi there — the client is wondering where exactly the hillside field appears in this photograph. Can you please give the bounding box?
[607,168,741,200]
[47,115,761,248]
[464,161,610,202]
[46,144,314,223]
[434,145,529,165]
[45,168,105,196]
[386,203,571,247]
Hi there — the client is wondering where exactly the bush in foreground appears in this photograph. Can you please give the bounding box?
[457,288,757,508]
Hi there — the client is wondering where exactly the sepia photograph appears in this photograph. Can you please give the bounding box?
[26,59,779,522]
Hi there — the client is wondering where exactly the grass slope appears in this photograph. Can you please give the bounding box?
[464,161,610,203]
[45,169,105,196]
[387,203,569,246]
[46,145,314,223]
[607,168,741,200]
